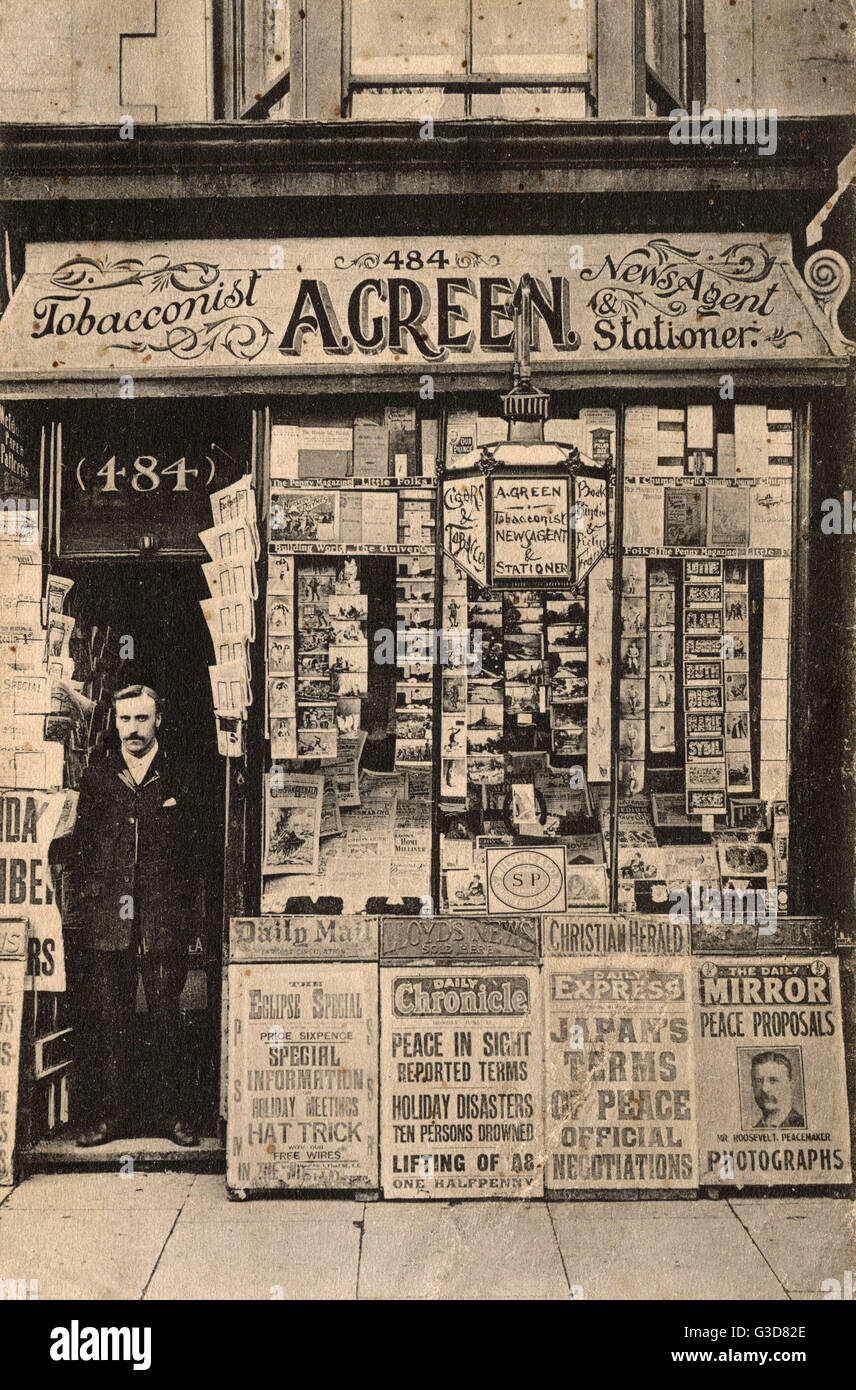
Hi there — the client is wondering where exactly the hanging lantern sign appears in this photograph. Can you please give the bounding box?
[486,463,607,588]
[441,275,609,590]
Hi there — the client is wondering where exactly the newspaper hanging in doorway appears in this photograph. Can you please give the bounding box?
[199,476,259,757]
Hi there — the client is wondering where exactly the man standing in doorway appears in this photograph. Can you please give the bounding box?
[63,682,202,1147]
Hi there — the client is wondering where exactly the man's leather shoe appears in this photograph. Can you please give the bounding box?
[171,1120,199,1148]
[76,1121,113,1148]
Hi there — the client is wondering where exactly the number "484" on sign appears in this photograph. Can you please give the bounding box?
[79,454,216,493]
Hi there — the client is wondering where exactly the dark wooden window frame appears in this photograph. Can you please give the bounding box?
[642,0,707,116]
[213,0,292,120]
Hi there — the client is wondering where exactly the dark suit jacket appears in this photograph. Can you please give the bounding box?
[754,1108,806,1129]
[62,745,203,954]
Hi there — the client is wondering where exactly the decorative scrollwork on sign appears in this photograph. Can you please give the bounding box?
[803,249,855,348]
[580,238,777,323]
[333,253,381,269]
[764,327,802,350]
[114,315,272,361]
[455,251,501,268]
[50,255,220,294]
[704,242,776,282]
[585,285,689,321]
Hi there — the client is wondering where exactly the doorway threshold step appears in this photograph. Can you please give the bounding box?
[21,1135,224,1174]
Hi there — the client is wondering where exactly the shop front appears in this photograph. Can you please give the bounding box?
[0,228,852,1195]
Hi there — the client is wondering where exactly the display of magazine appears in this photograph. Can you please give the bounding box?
[263,772,323,875]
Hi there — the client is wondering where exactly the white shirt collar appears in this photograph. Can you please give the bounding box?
[121,739,159,785]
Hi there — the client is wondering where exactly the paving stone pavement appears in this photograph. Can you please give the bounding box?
[0,1175,851,1300]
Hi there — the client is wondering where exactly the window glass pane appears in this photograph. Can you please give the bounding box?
[351,0,467,77]
[262,393,796,920]
[472,0,589,76]
[350,87,465,119]
[646,0,683,98]
[471,88,588,118]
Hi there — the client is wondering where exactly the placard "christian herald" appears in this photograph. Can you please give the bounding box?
[228,961,378,1192]
[381,966,543,1199]
[695,957,851,1188]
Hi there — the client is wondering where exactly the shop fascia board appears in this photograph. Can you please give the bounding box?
[2,230,848,395]
[1,363,848,401]
[0,116,852,203]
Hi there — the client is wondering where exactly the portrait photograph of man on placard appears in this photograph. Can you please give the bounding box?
[739,1048,807,1131]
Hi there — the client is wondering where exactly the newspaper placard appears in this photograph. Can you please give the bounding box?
[545,925,695,1192]
[0,789,66,991]
[695,956,852,1187]
[0,920,26,1184]
[380,915,539,962]
[230,914,378,962]
[381,965,543,1200]
[227,961,378,1192]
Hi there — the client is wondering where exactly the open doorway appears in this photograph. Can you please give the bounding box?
[42,561,225,1150]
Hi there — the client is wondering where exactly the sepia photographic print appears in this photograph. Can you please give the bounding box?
[0,0,854,1357]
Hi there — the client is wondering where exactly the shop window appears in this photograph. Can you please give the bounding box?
[261,388,790,923]
[264,398,438,913]
[645,0,686,114]
[645,0,707,115]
